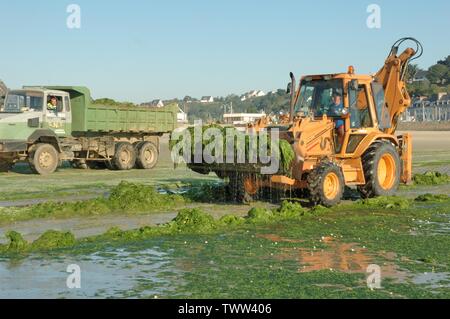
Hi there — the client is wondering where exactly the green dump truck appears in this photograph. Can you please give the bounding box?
[0,86,178,175]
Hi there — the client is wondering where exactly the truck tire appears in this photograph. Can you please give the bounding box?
[0,161,13,172]
[29,143,59,175]
[358,141,401,198]
[307,161,344,207]
[135,141,158,169]
[112,142,136,170]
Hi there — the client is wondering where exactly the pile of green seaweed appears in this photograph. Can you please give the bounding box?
[413,172,450,186]
[1,193,449,255]
[0,182,186,225]
[170,125,295,173]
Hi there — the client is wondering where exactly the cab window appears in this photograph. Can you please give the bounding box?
[295,79,344,117]
[64,96,71,112]
[47,95,64,113]
[349,85,373,128]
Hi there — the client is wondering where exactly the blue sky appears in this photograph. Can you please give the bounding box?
[1,0,449,103]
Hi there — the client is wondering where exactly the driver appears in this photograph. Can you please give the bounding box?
[329,92,345,148]
[47,96,57,111]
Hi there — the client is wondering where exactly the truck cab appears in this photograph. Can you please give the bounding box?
[1,87,72,139]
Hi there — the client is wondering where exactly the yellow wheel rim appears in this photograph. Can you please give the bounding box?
[243,176,258,195]
[323,172,340,200]
[377,153,396,190]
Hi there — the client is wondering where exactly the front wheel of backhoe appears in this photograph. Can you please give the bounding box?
[357,141,401,198]
[307,161,345,207]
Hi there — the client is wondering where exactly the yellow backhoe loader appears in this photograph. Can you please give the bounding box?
[191,38,423,207]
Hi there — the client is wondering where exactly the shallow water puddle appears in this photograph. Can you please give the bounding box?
[0,247,181,298]
[260,234,408,280]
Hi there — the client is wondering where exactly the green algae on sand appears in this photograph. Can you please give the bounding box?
[413,172,450,186]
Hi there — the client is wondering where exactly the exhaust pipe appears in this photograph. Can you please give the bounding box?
[289,72,296,122]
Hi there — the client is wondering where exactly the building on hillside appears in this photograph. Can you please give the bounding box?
[141,99,165,108]
[177,106,188,124]
[223,112,266,130]
[240,90,266,101]
[200,96,214,103]
[412,70,428,82]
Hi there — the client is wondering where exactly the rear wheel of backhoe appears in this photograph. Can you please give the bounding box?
[112,142,136,170]
[135,141,158,169]
[228,173,259,203]
[358,141,401,198]
[29,143,59,175]
[307,161,344,207]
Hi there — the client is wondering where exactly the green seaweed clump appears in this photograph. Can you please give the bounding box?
[31,230,76,250]
[413,172,450,186]
[276,201,308,219]
[5,231,29,252]
[414,193,449,202]
[218,214,245,226]
[247,207,273,223]
[109,181,184,211]
[357,196,411,210]
[170,124,295,174]
[184,183,228,203]
[169,208,216,233]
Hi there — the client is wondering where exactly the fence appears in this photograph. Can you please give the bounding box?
[401,105,450,122]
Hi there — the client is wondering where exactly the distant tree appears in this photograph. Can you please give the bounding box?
[427,63,448,84]
[405,64,420,83]
[437,55,450,67]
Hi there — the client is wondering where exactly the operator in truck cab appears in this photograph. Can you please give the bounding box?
[47,96,58,111]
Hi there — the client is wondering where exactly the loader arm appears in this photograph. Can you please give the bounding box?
[374,38,423,134]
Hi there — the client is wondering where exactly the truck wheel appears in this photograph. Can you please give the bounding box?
[358,141,401,198]
[29,143,59,175]
[307,161,344,207]
[113,142,136,170]
[135,142,158,169]
[0,161,13,172]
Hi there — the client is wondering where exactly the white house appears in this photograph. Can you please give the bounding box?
[177,106,188,124]
[240,90,266,101]
[200,96,214,103]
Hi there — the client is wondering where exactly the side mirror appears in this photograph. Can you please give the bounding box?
[286,83,292,94]
[350,79,359,91]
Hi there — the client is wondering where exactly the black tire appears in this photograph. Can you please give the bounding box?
[0,161,13,172]
[307,161,345,207]
[135,141,158,169]
[113,142,136,170]
[357,141,401,198]
[29,143,59,175]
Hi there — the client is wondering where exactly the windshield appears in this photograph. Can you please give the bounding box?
[295,78,344,117]
[1,92,44,113]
